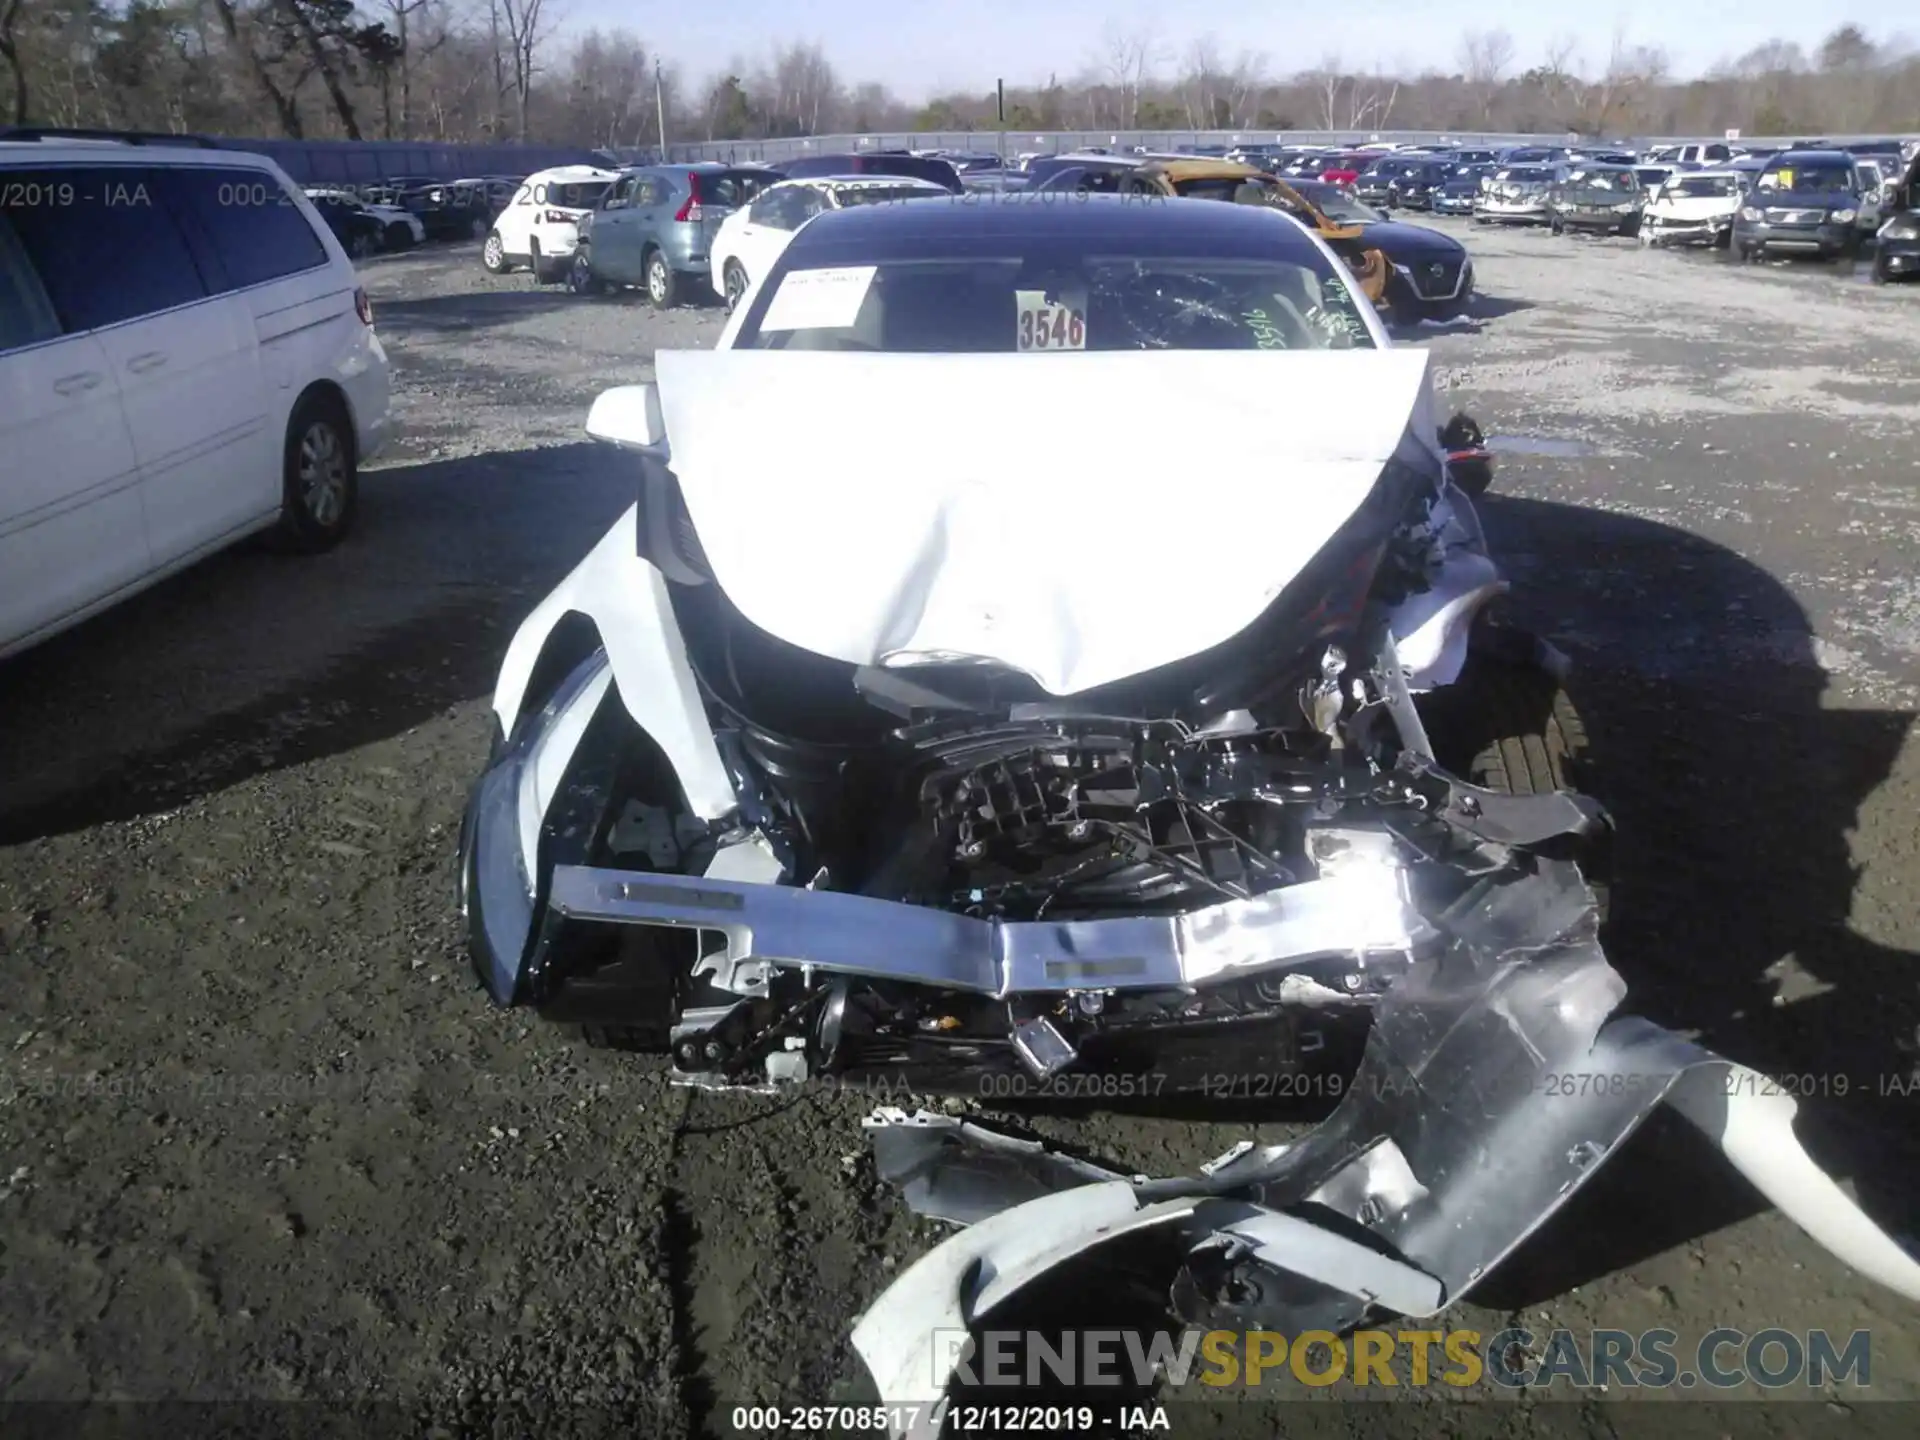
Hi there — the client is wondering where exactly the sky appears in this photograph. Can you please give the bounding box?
[559,1,1891,101]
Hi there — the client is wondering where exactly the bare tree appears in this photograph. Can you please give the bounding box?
[1579,23,1665,135]
[0,0,26,124]
[1458,28,1515,123]
[208,0,304,136]
[496,0,551,140]
[275,0,363,139]
[374,0,444,138]
[1092,21,1158,126]
[757,41,837,136]
[1539,32,1583,123]
[1171,39,1263,129]
[1307,53,1343,130]
[562,29,649,146]
[6,14,1920,154]
[1178,35,1224,129]
[1346,65,1399,130]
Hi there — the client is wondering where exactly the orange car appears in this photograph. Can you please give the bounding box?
[1117,159,1392,310]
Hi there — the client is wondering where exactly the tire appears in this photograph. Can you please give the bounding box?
[645,248,679,309]
[481,230,509,273]
[528,239,550,284]
[568,248,605,296]
[1425,652,1610,920]
[1871,254,1890,285]
[1549,217,1564,235]
[722,259,748,313]
[272,390,358,553]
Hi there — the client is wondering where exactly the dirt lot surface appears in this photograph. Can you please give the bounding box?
[3,219,1919,1436]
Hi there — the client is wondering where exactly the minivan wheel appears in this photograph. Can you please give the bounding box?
[482,231,508,273]
[723,260,748,312]
[273,391,358,553]
[646,250,680,309]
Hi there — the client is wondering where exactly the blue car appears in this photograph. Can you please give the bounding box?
[1432,164,1494,216]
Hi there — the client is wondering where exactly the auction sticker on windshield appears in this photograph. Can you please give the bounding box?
[759,265,877,331]
[1016,289,1086,350]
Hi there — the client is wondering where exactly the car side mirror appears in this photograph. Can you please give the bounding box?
[586,383,667,453]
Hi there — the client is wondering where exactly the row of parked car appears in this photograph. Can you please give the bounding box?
[302,174,526,257]
[1297,138,1918,283]
[480,149,1479,326]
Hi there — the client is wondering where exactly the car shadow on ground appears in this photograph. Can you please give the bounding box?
[370,289,602,335]
[923,496,1919,1304]
[1463,493,1919,1305]
[0,442,633,846]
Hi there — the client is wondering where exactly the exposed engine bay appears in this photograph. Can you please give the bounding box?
[457,345,1920,1438]
[460,363,1581,1097]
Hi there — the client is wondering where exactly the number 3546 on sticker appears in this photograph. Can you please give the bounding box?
[1016,290,1086,350]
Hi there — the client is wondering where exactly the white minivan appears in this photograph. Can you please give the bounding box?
[0,135,392,660]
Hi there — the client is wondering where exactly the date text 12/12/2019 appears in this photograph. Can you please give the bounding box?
[728,1402,1173,1433]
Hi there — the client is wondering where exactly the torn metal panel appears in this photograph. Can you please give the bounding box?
[863,1108,1129,1227]
[852,857,1920,1414]
[849,1184,1204,1440]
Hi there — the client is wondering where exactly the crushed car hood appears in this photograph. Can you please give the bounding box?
[654,347,1439,695]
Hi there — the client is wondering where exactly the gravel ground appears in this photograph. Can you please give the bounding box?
[3,221,1919,1435]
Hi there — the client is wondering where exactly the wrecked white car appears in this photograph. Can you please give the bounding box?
[1639,169,1746,249]
[461,193,1541,1089]
[456,195,1919,1435]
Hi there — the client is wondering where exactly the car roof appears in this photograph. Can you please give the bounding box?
[1139,158,1263,182]
[1761,149,1852,165]
[784,190,1324,253]
[0,138,284,173]
[524,165,618,183]
[775,175,948,190]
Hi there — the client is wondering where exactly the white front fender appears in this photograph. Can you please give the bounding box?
[491,506,736,820]
[1388,486,1507,691]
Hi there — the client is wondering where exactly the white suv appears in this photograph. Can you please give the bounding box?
[0,135,392,659]
[482,165,619,282]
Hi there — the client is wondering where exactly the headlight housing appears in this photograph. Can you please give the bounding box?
[1739,205,1761,221]
[1614,201,1637,212]
[1831,208,1857,224]
[1881,215,1920,241]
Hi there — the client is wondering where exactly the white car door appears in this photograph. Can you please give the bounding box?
[0,212,147,655]
[733,187,812,290]
[10,163,274,568]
